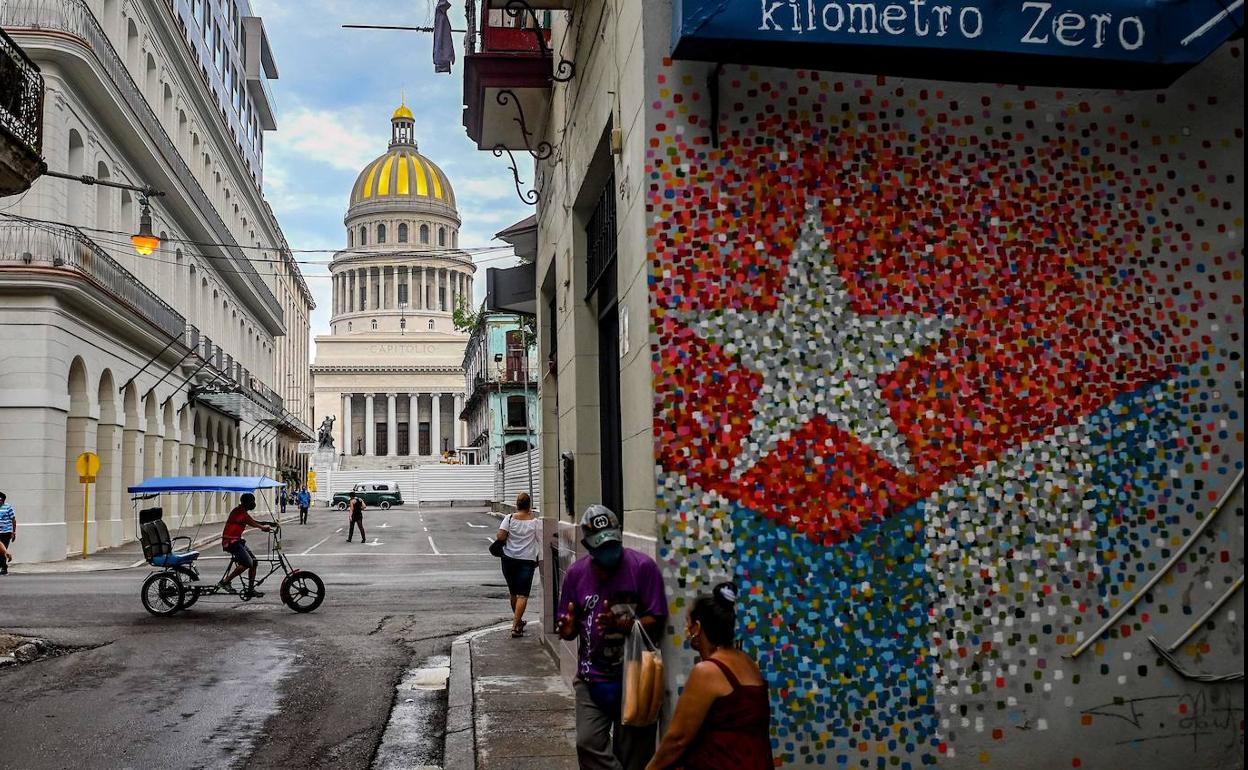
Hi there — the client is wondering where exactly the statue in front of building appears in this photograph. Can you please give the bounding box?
[317,415,336,449]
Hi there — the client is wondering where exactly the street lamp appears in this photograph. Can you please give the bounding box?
[130,196,160,255]
[41,169,164,255]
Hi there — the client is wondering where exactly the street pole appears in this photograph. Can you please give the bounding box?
[82,482,90,560]
[522,352,535,502]
[495,354,505,496]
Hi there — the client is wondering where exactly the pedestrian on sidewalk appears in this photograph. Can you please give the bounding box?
[645,582,772,770]
[556,504,668,770]
[278,488,288,515]
[346,491,366,543]
[0,491,16,575]
[495,492,541,637]
[297,486,312,525]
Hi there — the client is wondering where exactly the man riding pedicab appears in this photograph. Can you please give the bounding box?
[218,493,272,598]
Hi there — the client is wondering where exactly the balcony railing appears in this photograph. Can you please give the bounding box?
[480,4,552,54]
[0,26,43,156]
[0,0,283,321]
[0,219,185,339]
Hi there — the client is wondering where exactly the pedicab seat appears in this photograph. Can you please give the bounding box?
[138,507,200,567]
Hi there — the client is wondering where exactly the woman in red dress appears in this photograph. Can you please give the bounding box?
[646,582,774,770]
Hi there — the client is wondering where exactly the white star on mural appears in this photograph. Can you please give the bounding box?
[695,199,958,479]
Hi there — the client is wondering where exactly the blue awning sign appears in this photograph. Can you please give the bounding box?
[672,0,1244,85]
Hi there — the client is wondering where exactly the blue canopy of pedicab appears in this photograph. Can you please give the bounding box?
[128,476,286,494]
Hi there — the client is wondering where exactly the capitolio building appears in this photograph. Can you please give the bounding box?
[311,104,475,468]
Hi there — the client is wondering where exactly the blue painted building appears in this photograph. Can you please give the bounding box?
[459,309,538,468]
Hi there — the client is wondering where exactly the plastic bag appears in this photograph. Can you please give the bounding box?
[621,620,664,726]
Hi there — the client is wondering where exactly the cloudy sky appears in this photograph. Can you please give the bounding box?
[249,0,532,349]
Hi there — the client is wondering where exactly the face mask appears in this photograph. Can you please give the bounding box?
[589,541,623,570]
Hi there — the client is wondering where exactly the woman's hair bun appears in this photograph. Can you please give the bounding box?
[713,581,738,605]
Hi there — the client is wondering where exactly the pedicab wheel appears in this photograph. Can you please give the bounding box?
[280,570,325,613]
[180,589,199,610]
[141,571,186,616]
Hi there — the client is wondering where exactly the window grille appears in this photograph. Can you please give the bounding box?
[586,173,617,297]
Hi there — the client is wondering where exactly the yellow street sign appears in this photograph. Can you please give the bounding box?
[76,452,99,560]
[76,451,100,478]
[306,470,317,493]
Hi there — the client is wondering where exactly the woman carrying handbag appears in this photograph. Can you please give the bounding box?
[491,492,541,637]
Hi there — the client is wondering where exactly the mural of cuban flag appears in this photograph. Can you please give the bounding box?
[648,30,1244,770]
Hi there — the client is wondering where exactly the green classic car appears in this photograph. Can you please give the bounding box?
[332,482,404,510]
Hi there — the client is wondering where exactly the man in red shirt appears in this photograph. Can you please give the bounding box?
[220,492,271,598]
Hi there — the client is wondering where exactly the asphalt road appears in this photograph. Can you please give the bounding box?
[0,503,514,770]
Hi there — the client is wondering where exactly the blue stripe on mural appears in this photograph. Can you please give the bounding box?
[731,498,938,767]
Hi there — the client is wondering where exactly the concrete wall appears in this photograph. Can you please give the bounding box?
[644,3,1244,768]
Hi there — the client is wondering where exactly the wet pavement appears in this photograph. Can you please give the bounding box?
[0,503,514,769]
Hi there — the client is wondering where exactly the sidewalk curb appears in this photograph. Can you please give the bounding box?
[444,622,512,770]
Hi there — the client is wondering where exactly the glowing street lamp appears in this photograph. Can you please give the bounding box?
[130,196,160,256]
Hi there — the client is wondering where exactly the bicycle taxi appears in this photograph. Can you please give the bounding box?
[127,475,325,616]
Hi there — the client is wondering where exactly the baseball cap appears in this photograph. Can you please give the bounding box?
[580,504,622,549]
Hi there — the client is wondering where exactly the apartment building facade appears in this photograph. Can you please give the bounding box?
[0,0,313,562]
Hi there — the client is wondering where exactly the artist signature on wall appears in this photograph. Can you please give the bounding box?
[1081,692,1245,752]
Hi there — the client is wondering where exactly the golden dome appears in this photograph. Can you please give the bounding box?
[349,148,456,208]
[392,103,415,121]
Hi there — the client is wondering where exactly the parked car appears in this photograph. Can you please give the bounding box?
[332,482,404,510]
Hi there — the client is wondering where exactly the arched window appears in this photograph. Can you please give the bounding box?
[428,319,435,330]
[377,223,387,243]
[438,227,446,247]
[420,224,429,244]
[371,319,378,330]
[398,223,408,243]
[348,229,353,247]
[359,226,367,245]
[66,130,84,222]
[400,318,407,331]
[348,322,353,332]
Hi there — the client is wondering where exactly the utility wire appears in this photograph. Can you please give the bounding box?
[10,219,526,281]
[0,211,516,258]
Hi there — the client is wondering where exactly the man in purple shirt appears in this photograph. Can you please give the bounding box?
[557,505,667,770]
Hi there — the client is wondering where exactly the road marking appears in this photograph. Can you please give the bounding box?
[366,538,383,547]
[422,527,429,532]
[484,536,495,544]
[380,522,390,528]
[467,522,487,528]
[192,552,490,559]
[335,527,343,534]
[301,534,334,555]
[427,536,441,555]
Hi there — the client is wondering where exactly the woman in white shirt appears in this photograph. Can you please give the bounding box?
[496,492,542,637]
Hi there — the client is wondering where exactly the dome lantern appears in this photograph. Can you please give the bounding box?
[391,99,417,149]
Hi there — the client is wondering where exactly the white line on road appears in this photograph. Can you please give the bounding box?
[379,522,389,528]
[422,527,428,532]
[427,536,441,555]
[366,538,383,547]
[301,534,334,556]
[467,522,487,528]
[484,536,495,544]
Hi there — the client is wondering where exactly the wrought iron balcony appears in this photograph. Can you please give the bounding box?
[0,219,185,340]
[0,26,45,195]
[463,1,573,155]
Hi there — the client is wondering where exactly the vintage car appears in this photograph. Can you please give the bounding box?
[331,482,404,510]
